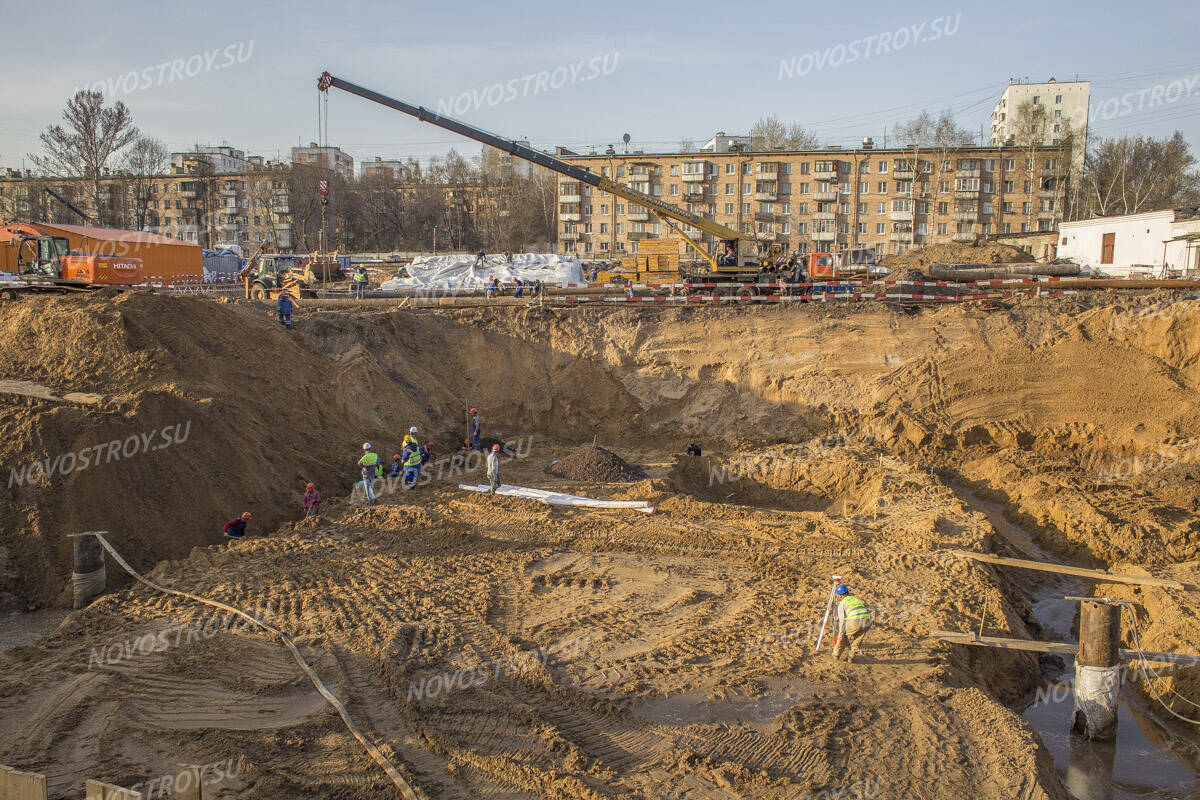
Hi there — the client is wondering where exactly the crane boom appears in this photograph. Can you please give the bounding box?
[317,72,749,269]
[43,187,95,225]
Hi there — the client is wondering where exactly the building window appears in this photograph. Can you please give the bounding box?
[725,203,734,214]
[879,161,888,173]
[877,182,887,194]
[725,183,734,194]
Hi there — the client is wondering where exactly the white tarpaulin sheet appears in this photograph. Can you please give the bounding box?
[381,253,584,290]
[459,483,655,513]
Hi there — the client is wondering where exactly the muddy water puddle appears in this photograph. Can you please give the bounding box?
[0,609,69,653]
[950,482,1200,799]
[1024,677,1200,800]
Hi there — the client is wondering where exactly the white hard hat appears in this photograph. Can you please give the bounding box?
[409,426,418,434]
[363,442,371,450]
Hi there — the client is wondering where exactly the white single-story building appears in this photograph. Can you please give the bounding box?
[1058,209,1200,277]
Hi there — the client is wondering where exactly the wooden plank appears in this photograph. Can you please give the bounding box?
[949,550,1186,590]
[1,765,48,800]
[932,630,1200,666]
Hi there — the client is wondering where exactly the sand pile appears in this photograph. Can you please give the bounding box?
[879,241,1036,277]
[547,444,646,482]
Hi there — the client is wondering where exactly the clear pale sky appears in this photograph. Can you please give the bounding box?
[2,0,1198,172]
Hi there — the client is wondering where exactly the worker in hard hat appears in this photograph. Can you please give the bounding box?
[469,408,481,451]
[358,443,381,504]
[302,482,321,518]
[486,443,501,493]
[401,443,423,489]
[832,584,873,663]
[352,265,369,299]
[390,454,403,478]
[223,512,251,542]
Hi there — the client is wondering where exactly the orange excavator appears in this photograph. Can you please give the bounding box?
[0,222,144,298]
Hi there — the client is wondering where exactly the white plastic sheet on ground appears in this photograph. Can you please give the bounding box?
[459,483,654,513]
[381,253,584,291]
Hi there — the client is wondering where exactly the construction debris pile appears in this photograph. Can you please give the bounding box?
[380,253,584,290]
[545,443,647,482]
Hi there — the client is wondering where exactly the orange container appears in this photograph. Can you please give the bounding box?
[30,222,202,286]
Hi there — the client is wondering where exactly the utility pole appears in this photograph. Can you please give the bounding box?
[1073,599,1121,741]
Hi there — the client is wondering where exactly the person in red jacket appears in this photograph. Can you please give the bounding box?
[302,483,321,518]
[224,511,251,541]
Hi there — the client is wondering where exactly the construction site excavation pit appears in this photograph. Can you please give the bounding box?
[3,291,1200,799]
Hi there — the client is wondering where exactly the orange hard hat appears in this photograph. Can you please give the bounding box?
[470,408,477,413]
[305,482,314,490]
[492,444,501,451]
[393,454,402,461]
[241,512,252,520]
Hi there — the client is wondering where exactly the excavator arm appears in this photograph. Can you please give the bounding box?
[317,72,750,270]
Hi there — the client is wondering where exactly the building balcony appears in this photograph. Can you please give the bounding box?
[754,211,776,222]
[952,232,976,242]
[953,212,978,222]
[560,193,582,203]
[628,231,651,241]
[813,169,838,182]
[273,186,289,195]
[956,168,982,179]
[754,192,777,202]
[559,212,581,222]
[813,211,837,221]
[683,191,705,202]
[1038,210,1059,220]
[219,186,238,197]
[179,189,198,199]
[892,169,916,180]
[628,210,650,221]
[755,231,776,241]
[889,210,914,222]
[812,230,836,242]
[889,232,914,242]
[681,172,707,183]
[955,190,979,200]
[560,231,579,241]
[814,190,839,202]
[755,166,779,180]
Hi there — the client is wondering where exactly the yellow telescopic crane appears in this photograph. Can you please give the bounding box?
[317,71,761,275]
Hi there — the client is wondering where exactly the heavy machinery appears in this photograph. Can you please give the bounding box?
[0,223,144,297]
[239,235,345,300]
[806,246,879,280]
[317,72,802,292]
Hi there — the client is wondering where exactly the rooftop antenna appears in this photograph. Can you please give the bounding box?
[622,133,630,154]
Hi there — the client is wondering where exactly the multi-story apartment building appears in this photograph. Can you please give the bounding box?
[361,157,408,181]
[291,144,354,179]
[990,78,1089,148]
[170,145,255,174]
[555,139,1070,259]
[0,164,293,249]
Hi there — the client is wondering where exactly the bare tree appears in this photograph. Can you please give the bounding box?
[1081,132,1199,218]
[749,115,820,151]
[123,136,169,230]
[679,138,697,154]
[894,110,974,246]
[31,91,138,226]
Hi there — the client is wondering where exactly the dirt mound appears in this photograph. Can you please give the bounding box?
[546,444,646,482]
[880,241,1036,274]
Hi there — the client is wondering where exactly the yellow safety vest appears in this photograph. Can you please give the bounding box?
[842,595,872,621]
[359,452,382,477]
[404,446,422,467]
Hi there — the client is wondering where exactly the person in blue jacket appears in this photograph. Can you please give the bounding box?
[277,293,294,329]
